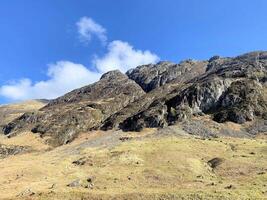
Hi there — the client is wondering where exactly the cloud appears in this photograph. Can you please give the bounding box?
[0,61,101,101]
[76,17,107,45]
[93,40,160,73]
[0,17,160,102]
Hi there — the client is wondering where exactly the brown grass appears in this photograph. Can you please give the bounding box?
[0,130,266,200]
[0,100,46,126]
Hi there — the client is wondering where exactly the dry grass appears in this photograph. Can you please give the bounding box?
[0,100,46,126]
[0,129,266,200]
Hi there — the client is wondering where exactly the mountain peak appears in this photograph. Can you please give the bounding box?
[100,70,127,80]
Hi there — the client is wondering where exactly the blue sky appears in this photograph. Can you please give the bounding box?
[0,0,267,103]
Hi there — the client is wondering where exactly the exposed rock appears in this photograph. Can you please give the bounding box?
[0,100,46,131]
[213,80,267,123]
[67,179,81,187]
[72,157,87,166]
[120,101,168,131]
[101,83,181,131]
[102,59,208,131]
[113,51,267,131]
[207,157,224,169]
[2,51,267,143]
[180,120,217,138]
[3,70,145,146]
[0,144,30,159]
[17,188,35,197]
[246,119,267,135]
[126,60,208,92]
[224,184,236,189]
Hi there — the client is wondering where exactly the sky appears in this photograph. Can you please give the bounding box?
[0,0,267,103]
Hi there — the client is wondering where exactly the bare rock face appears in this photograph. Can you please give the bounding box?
[3,70,145,146]
[102,60,209,130]
[3,51,267,144]
[126,60,208,92]
[106,51,267,132]
[213,80,267,123]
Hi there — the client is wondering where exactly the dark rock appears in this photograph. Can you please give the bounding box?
[213,80,267,124]
[224,184,236,189]
[114,51,267,131]
[119,136,133,142]
[3,70,145,146]
[2,51,267,143]
[72,157,87,166]
[87,177,94,183]
[120,101,168,131]
[126,60,208,92]
[207,157,224,169]
[208,55,221,62]
[0,144,30,159]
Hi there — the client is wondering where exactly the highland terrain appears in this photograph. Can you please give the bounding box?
[0,51,266,200]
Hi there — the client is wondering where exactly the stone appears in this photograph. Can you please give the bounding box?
[67,179,81,187]
[207,158,224,169]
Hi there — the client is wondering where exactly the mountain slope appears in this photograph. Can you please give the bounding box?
[0,100,47,128]
[2,71,145,146]
[2,51,267,145]
[104,51,267,132]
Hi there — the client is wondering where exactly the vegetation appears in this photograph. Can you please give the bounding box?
[0,130,266,199]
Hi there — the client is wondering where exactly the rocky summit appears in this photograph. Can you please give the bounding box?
[2,51,267,146]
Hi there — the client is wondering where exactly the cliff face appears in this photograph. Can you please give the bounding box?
[104,51,267,132]
[2,51,267,145]
[126,60,208,92]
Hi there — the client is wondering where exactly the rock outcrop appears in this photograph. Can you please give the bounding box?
[3,70,145,146]
[2,51,267,144]
[0,100,47,130]
[104,51,267,132]
[126,60,208,92]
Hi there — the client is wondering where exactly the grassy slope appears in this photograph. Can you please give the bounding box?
[0,100,46,126]
[0,130,266,200]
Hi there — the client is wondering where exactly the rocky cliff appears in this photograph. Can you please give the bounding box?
[2,51,267,146]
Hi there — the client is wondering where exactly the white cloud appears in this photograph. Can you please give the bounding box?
[76,17,107,45]
[93,40,160,73]
[0,17,160,102]
[0,61,101,101]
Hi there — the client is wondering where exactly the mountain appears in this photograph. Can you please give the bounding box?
[2,71,145,146]
[112,51,267,131]
[2,51,267,146]
[0,51,267,200]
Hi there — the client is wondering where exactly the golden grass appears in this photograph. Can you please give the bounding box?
[0,100,46,125]
[0,132,266,200]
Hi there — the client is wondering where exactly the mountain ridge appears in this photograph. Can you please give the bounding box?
[1,51,267,146]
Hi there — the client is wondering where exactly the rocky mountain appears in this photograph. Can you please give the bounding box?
[2,51,267,146]
[126,60,208,92]
[2,71,145,146]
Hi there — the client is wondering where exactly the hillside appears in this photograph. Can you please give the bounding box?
[0,51,266,199]
[0,128,266,200]
[0,100,47,128]
[2,51,267,145]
